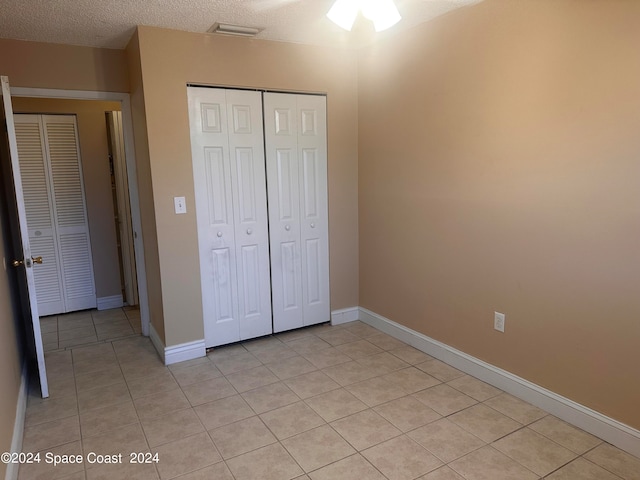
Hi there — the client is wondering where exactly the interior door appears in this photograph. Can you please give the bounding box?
[188,87,272,347]
[0,76,49,397]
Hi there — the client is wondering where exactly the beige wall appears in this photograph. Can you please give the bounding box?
[12,98,123,300]
[358,0,640,429]
[130,26,359,346]
[0,38,129,92]
[0,178,24,480]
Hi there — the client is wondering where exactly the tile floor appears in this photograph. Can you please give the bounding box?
[19,311,640,480]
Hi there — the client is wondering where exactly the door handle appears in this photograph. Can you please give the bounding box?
[12,259,23,267]
[32,256,43,264]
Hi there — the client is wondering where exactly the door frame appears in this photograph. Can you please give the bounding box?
[11,87,150,336]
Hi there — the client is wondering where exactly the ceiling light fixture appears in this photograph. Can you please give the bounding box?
[326,0,401,32]
[208,23,262,37]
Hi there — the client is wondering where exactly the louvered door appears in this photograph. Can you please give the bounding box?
[14,114,96,315]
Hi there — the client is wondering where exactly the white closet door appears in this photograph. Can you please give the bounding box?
[188,87,272,347]
[265,93,330,331]
[43,115,96,312]
[14,115,65,316]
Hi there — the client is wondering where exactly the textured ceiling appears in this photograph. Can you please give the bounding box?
[0,0,481,50]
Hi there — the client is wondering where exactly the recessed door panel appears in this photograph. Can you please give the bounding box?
[277,149,294,221]
[235,148,257,224]
[204,147,230,226]
[212,247,235,323]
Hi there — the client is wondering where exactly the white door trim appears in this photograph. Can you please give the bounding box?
[10,87,150,336]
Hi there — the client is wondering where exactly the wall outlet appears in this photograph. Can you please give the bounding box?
[174,196,187,214]
[494,312,505,333]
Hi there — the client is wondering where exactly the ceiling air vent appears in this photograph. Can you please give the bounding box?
[208,23,262,37]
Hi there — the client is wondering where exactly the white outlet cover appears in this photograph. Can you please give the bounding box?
[494,312,505,333]
[174,196,187,214]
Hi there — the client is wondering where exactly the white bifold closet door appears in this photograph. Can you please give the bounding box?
[188,87,273,347]
[263,93,330,332]
[14,114,96,315]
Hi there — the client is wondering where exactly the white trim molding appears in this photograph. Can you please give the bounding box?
[357,306,640,459]
[6,365,28,480]
[148,323,206,366]
[330,307,360,326]
[96,294,124,311]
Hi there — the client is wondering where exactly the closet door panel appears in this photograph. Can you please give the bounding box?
[226,90,272,340]
[264,93,304,332]
[297,95,330,327]
[189,89,240,347]
[14,115,65,315]
[42,115,96,311]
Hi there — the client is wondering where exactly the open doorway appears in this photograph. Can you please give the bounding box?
[10,88,149,341]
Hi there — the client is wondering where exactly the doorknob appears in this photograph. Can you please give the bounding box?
[12,259,23,267]
[32,256,43,264]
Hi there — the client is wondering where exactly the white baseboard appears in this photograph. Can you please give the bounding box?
[148,324,205,366]
[6,365,28,480]
[358,306,640,459]
[96,294,124,311]
[331,307,360,326]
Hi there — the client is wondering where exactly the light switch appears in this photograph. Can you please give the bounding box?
[174,196,187,214]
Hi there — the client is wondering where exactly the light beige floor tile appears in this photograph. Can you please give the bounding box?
[366,333,407,351]
[266,355,317,380]
[172,462,234,480]
[80,401,139,438]
[22,415,80,452]
[226,443,304,480]
[120,357,168,381]
[172,362,222,387]
[133,388,190,420]
[251,343,298,364]
[260,401,325,439]
[282,424,355,472]
[546,457,622,480]
[71,342,115,361]
[322,361,379,386]
[57,471,86,480]
[284,370,340,399]
[17,441,84,480]
[342,322,380,338]
[309,453,386,480]
[82,423,149,458]
[584,443,640,480]
[60,335,99,349]
[226,365,280,393]
[206,343,248,361]
[449,446,538,480]
[355,352,409,373]
[193,395,255,430]
[484,393,547,425]
[446,375,502,401]
[241,381,300,414]
[412,384,477,416]
[287,336,332,355]
[46,373,77,398]
[242,336,284,352]
[315,328,360,346]
[85,461,159,480]
[336,340,384,360]
[44,342,60,352]
[78,382,132,413]
[181,376,237,406]
[416,359,465,382]
[58,316,93,331]
[115,347,161,367]
[126,370,180,399]
[305,388,368,422]
[59,325,96,341]
[529,415,602,454]
[418,466,466,480]
[448,404,522,443]
[409,418,485,463]
[167,356,210,372]
[40,317,58,333]
[302,347,352,369]
[331,409,402,451]
[153,432,221,480]
[346,376,407,407]
[141,408,204,447]
[275,327,316,342]
[362,435,443,480]
[42,332,58,344]
[389,346,434,365]
[493,427,577,476]
[374,396,441,432]
[381,367,440,394]
[25,394,78,427]
[208,350,261,375]
[75,364,125,392]
[209,416,277,459]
